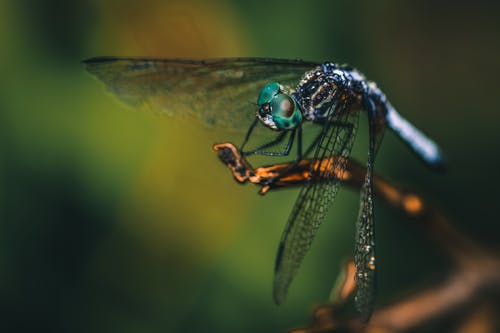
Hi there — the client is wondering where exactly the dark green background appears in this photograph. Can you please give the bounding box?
[1,1,499,332]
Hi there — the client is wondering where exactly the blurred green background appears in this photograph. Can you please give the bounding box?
[1,0,499,332]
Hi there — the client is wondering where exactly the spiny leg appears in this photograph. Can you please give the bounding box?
[242,128,296,157]
[240,118,259,152]
[266,121,355,185]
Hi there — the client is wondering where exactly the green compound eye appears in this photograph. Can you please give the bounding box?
[256,82,302,130]
[257,82,281,105]
[270,93,302,130]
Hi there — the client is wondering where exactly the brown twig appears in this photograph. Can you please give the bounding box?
[213,142,500,333]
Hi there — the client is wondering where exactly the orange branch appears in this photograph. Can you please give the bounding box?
[212,142,500,333]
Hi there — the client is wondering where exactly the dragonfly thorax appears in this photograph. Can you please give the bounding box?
[296,67,341,121]
[256,82,302,131]
[296,64,369,122]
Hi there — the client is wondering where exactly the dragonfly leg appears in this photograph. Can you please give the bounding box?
[296,125,303,160]
[263,120,354,187]
[242,129,296,157]
[239,118,259,152]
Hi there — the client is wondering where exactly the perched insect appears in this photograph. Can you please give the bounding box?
[84,57,445,320]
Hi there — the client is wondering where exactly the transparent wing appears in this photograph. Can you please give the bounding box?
[273,102,359,305]
[354,167,376,321]
[83,57,319,130]
[354,98,382,322]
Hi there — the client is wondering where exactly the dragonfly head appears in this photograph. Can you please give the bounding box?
[256,82,302,131]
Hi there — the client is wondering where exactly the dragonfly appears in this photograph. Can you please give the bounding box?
[84,57,445,320]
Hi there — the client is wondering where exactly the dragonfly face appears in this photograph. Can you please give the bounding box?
[256,82,302,131]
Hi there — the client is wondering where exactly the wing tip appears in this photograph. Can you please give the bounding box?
[273,282,287,305]
[273,268,291,306]
[273,242,289,305]
[355,297,374,323]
